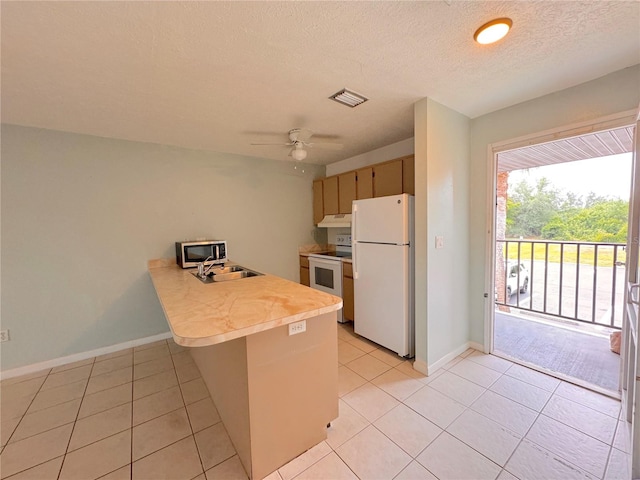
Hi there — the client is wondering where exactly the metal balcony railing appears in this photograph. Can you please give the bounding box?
[495,239,625,330]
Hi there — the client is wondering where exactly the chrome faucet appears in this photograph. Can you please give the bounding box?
[197,256,219,279]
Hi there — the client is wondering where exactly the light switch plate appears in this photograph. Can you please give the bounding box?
[435,236,444,249]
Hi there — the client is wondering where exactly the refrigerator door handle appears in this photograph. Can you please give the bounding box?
[353,245,358,280]
[352,204,358,279]
[352,204,358,242]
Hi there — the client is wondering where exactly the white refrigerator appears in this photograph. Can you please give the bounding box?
[352,194,414,357]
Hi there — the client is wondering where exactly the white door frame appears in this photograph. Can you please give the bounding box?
[622,105,640,478]
[483,108,637,355]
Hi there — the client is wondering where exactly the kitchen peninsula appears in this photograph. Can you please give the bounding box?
[148,259,342,480]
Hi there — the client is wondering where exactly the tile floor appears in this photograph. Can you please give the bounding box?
[0,323,633,480]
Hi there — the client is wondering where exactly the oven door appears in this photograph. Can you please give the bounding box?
[309,256,343,296]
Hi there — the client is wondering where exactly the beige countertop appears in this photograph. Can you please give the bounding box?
[148,259,342,347]
[298,244,334,255]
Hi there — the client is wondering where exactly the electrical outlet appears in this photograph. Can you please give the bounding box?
[435,236,444,249]
[0,330,10,342]
[288,320,306,336]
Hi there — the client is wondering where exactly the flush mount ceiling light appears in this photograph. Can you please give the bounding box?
[474,18,512,45]
[329,88,368,108]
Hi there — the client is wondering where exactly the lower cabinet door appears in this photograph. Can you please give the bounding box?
[343,275,354,321]
[300,267,310,286]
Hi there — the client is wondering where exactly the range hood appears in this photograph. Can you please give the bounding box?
[317,214,352,228]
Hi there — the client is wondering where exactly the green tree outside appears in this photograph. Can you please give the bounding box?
[507,177,628,243]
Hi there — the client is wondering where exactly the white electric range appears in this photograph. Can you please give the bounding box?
[308,234,352,323]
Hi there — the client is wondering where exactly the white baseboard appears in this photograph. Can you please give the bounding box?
[0,331,173,380]
[427,341,482,375]
[413,358,428,375]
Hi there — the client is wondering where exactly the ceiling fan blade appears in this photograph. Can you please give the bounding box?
[292,128,314,144]
[251,128,341,156]
[250,142,294,146]
[307,142,344,150]
[243,130,286,136]
[307,133,341,141]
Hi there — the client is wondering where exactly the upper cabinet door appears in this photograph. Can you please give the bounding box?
[323,176,339,215]
[356,167,373,200]
[373,159,403,197]
[403,155,415,195]
[338,172,356,214]
[313,179,324,224]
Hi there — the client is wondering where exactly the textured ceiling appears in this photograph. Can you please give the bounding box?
[1,1,639,165]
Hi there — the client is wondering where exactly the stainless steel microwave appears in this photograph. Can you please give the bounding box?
[175,240,228,269]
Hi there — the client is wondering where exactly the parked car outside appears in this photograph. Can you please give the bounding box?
[506,261,529,297]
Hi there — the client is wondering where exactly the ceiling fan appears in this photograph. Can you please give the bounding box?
[250,128,343,161]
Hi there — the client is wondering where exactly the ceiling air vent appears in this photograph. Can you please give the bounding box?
[329,88,368,108]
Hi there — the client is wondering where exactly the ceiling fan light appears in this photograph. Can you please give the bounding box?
[291,147,307,161]
[474,18,512,45]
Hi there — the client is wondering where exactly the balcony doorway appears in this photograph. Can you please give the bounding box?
[491,123,635,395]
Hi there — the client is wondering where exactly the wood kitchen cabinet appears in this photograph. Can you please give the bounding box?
[312,180,324,225]
[338,172,356,214]
[342,262,354,322]
[299,255,310,286]
[373,159,403,197]
[323,176,339,215]
[356,167,373,199]
[312,155,415,225]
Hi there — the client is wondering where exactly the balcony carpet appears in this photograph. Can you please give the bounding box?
[494,311,620,392]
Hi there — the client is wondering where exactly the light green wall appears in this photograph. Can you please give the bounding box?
[415,98,471,369]
[1,125,325,370]
[414,101,428,367]
[468,65,640,344]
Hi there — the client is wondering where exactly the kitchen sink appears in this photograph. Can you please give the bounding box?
[191,265,263,283]
[214,266,245,274]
